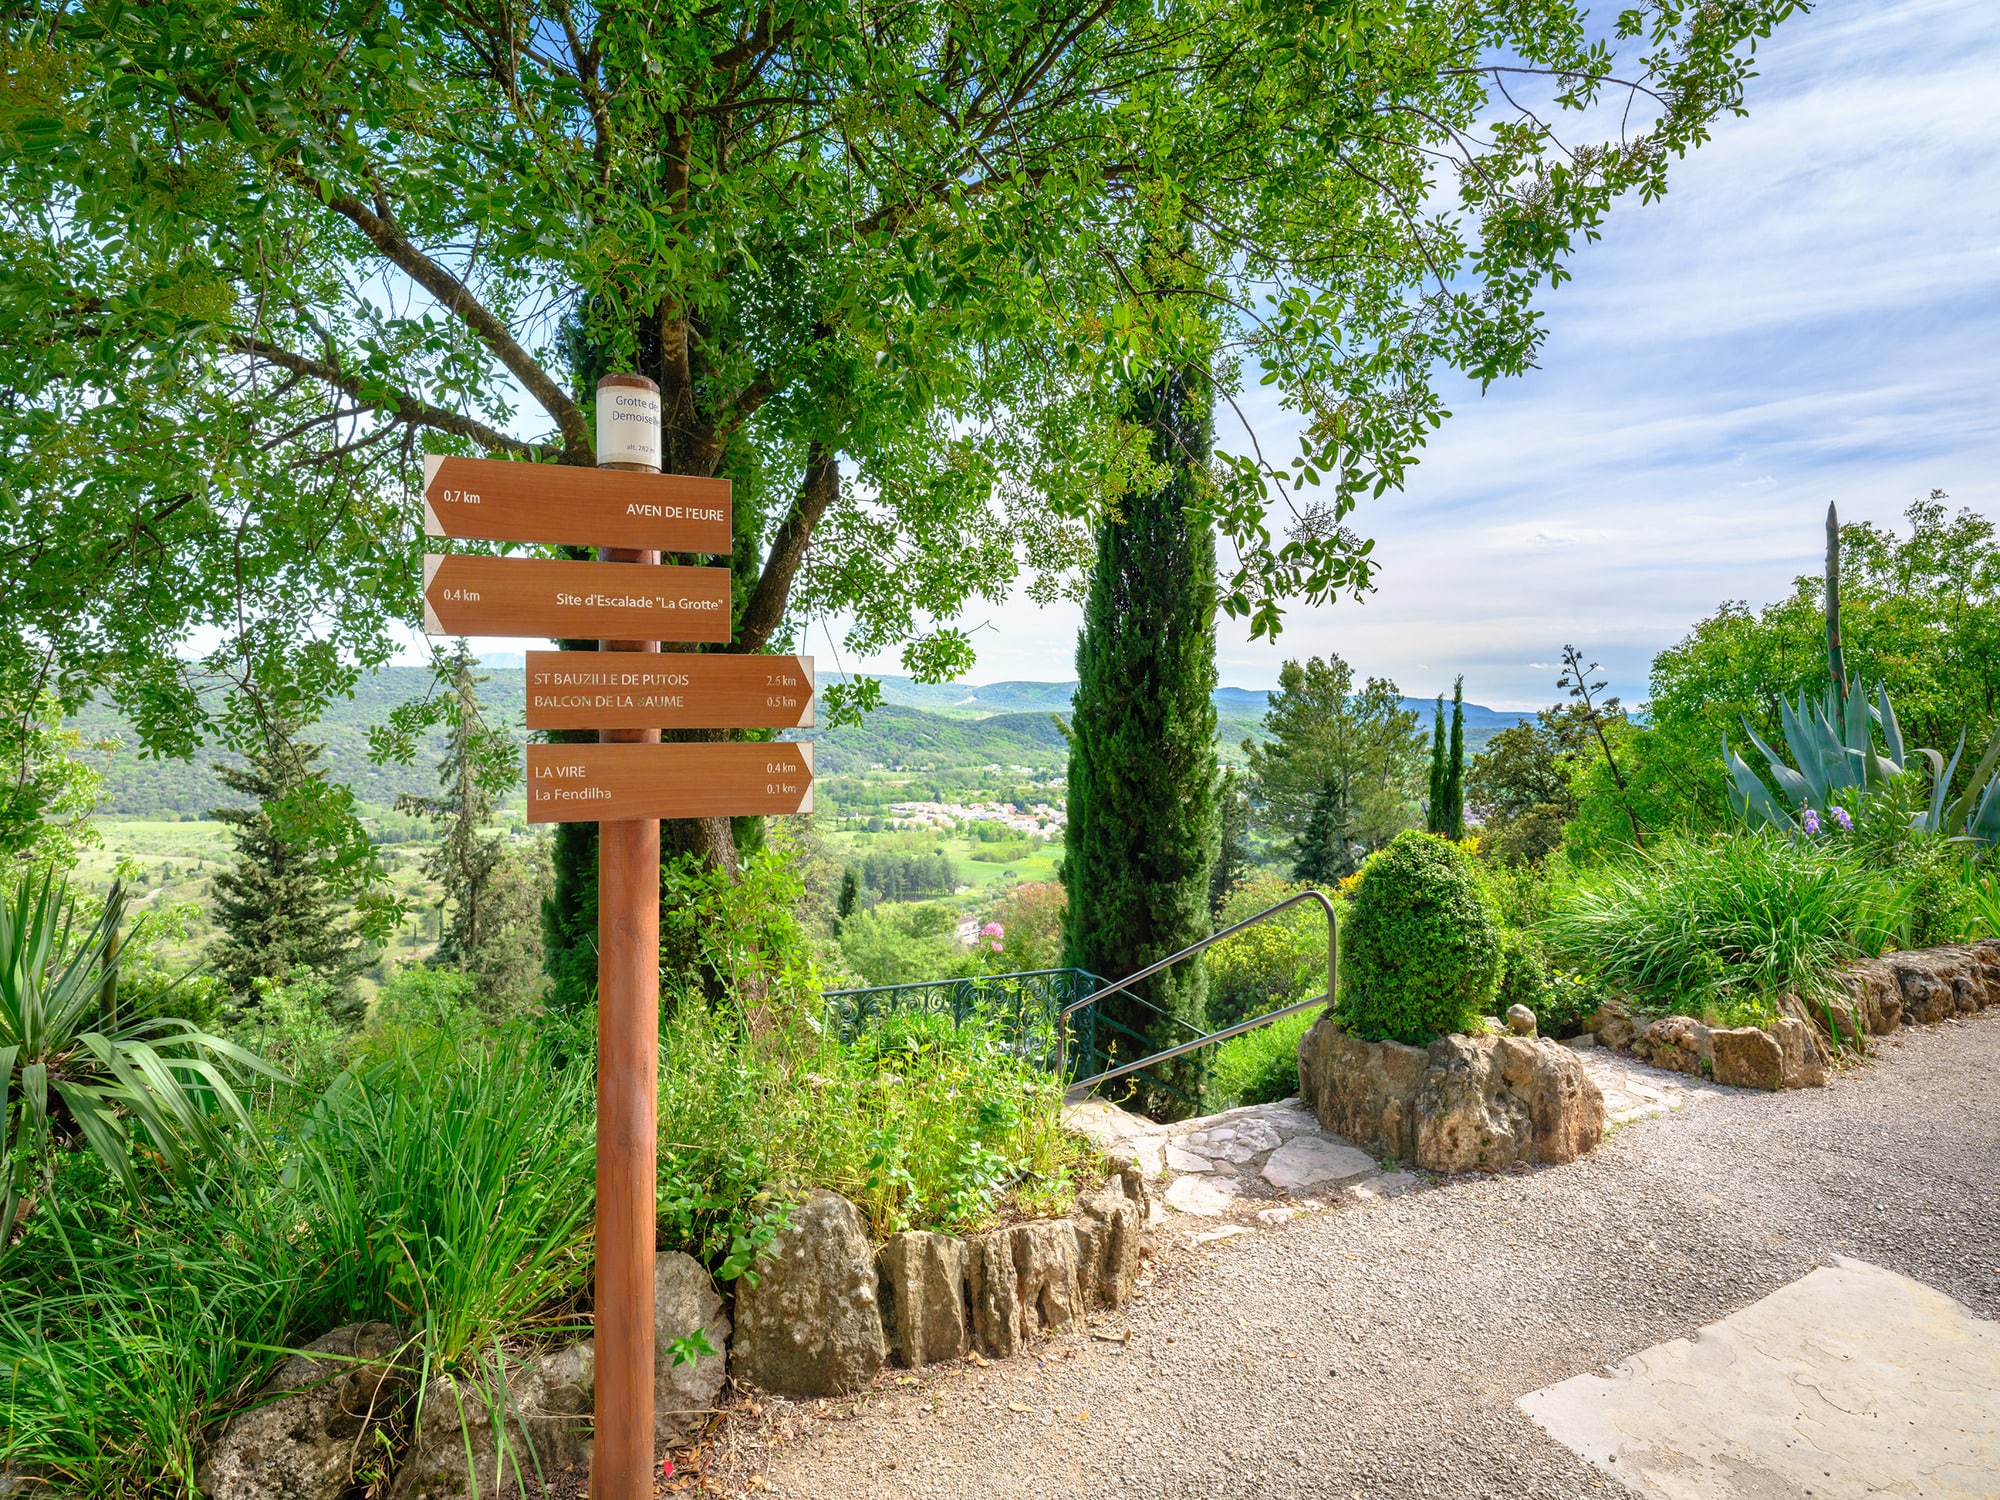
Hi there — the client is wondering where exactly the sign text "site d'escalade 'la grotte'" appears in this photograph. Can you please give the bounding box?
[421,555,731,641]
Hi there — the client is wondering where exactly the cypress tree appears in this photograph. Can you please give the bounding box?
[1427,695,1448,834]
[1209,767,1251,919]
[209,729,365,1020]
[1292,783,1344,885]
[1444,676,1466,840]
[1063,364,1220,1104]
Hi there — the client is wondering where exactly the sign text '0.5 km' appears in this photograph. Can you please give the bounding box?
[422,453,732,553]
[525,742,814,823]
[524,651,813,731]
[421,555,732,642]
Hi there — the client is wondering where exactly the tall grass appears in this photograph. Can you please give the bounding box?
[1542,833,1899,1025]
[1206,1008,1317,1110]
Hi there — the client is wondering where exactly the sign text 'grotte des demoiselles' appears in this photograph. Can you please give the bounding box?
[421,555,732,641]
[525,742,814,823]
[524,651,813,731]
[422,453,731,553]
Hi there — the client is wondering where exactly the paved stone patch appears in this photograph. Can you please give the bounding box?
[1259,1136,1377,1192]
[1570,1041,1709,1127]
[1519,1257,2000,1498]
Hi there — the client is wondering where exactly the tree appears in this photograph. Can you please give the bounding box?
[1558,646,1645,851]
[1210,768,1251,919]
[1,657,112,871]
[1064,361,1220,1082]
[1467,708,1585,865]
[395,643,520,990]
[1292,785,1346,886]
[6,0,1803,882]
[1444,678,1467,841]
[1426,696,1449,836]
[1244,655,1424,876]
[209,729,369,1018]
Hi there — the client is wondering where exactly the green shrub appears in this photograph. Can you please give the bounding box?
[1888,837,1975,950]
[1337,831,1501,1045]
[1204,875,1333,1029]
[1492,928,1551,1017]
[1207,1007,1317,1109]
[1542,832,1899,1027]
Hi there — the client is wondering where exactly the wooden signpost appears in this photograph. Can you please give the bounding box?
[419,373,812,1500]
[524,650,814,731]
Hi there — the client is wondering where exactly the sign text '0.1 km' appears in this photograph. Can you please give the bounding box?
[525,742,814,823]
[422,555,732,642]
[524,651,813,731]
[422,453,732,553]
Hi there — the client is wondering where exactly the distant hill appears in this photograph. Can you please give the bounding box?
[72,666,1525,816]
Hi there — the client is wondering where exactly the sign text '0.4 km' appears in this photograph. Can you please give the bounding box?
[524,651,813,731]
[422,453,732,553]
[525,742,814,823]
[421,555,732,642]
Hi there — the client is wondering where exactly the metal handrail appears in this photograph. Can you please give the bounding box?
[1056,888,1339,1084]
[1067,991,1332,1094]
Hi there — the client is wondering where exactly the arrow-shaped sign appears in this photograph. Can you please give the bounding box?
[526,742,814,823]
[525,651,813,730]
[422,555,732,641]
[422,453,732,553]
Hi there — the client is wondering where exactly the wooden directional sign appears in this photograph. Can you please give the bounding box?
[423,453,732,552]
[526,742,814,823]
[422,555,732,641]
[525,651,813,731]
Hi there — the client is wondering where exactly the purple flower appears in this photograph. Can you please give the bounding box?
[1830,805,1852,832]
[1800,805,1822,836]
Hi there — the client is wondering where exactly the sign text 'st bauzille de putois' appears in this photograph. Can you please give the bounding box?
[422,555,732,641]
[422,453,732,553]
[526,742,815,822]
[524,651,814,731]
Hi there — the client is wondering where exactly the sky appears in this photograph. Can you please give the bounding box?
[438,0,2000,713]
[838,0,2000,709]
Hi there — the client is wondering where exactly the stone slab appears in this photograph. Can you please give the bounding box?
[1259,1136,1378,1192]
[1162,1175,1242,1217]
[1518,1258,2000,1499]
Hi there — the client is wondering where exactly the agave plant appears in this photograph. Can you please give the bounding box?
[0,870,276,1241]
[1725,679,2000,847]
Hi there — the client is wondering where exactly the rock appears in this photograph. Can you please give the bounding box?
[1710,1026,1784,1090]
[200,1322,406,1500]
[391,1340,593,1500]
[1505,1004,1537,1036]
[1632,1015,1710,1076]
[653,1252,729,1444]
[1070,1177,1146,1310]
[1258,1136,1377,1192]
[1061,1098,1169,1179]
[965,1230,1026,1359]
[1414,1034,1605,1174]
[877,1231,969,1368]
[1769,1016,1827,1089]
[1296,1016,1427,1162]
[1162,1174,1242,1217]
[1589,998,1639,1052]
[730,1190,884,1398]
[1164,1144,1212,1173]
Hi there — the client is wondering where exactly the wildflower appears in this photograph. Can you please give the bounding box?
[981,920,1004,953]
[1830,805,1852,832]
[1800,805,1822,836]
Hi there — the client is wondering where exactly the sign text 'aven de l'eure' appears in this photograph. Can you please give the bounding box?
[422,453,731,553]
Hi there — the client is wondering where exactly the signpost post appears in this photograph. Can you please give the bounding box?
[419,372,813,1499]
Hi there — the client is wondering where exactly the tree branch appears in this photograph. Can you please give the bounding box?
[733,444,839,654]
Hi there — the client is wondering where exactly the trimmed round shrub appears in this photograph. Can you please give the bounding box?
[1338,831,1501,1044]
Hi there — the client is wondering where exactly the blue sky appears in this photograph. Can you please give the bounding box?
[860,0,2000,709]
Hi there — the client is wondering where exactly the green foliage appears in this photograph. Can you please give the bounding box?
[1542,834,1900,1027]
[1468,708,1583,865]
[1205,876,1333,1029]
[222,968,351,1109]
[1,669,113,869]
[1338,832,1501,1046]
[836,905,979,989]
[1210,768,1251,919]
[981,881,1068,974]
[1246,654,1424,876]
[208,730,377,1014]
[1427,679,1466,839]
[1064,366,1220,1097]
[662,846,828,1015]
[1493,929,1552,1019]
[1,872,272,1243]
[1208,1008,1317,1111]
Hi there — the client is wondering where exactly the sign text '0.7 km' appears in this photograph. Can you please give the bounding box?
[422,453,732,553]
[524,651,813,731]
[421,555,732,642]
[525,743,814,823]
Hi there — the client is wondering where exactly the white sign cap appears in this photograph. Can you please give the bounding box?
[596,373,661,469]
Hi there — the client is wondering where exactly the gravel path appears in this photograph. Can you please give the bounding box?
[731,1011,2000,1499]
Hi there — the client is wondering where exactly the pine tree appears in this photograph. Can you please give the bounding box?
[209,729,365,1020]
[1292,783,1345,885]
[1444,676,1466,840]
[1426,695,1448,834]
[397,644,514,986]
[1063,364,1220,1102]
